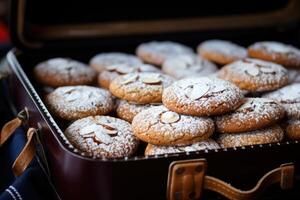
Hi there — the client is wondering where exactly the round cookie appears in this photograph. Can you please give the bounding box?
[64,116,139,158]
[89,52,142,73]
[197,39,247,65]
[116,100,161,122]
[217,58,289,92]
[248,41,300,68]
[136,41,193,66]
[46,86,114,120]
[132,105,214,146]
[98,64,160,89]
[281,119,300,140]
[162,77,244,116]
[263,83,300,119]
[162,54,218,79]
[217,125,284,148]
[215,98,285,133]
[145,139,220,156]
[110,72,174,104]
[34,58,97,87]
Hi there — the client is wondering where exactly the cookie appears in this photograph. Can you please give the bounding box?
[281,119,300,140]
[217,125,284,148]
[46,86,114,120]
[145,139,220,156]
[217,58,289,92]
[248,41,300,68]
[287,69,300,83]
[162,77,243,116]
[89,52,142,73]
[98,64,160,89]
[162,54,218,79]
[215,98,285,133]
[109,72,174,104]
[132,105,214,146]
[116,100,161,122]
[34,58,97,87]
[197,40,247,65]
[136,41,193,66]
[64,116,139,158]
[263,83,300,119]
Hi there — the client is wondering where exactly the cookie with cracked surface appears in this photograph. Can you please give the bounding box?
[162,77,243,116]
[109,72,174,104]
[116,100,161,122]
[132,105,214,146]
[217,125,284,148]
[64,116,139,158]
[281,119,300,140]
[263,83,300,119]
[46,86,114,120]
[145,139,220,156]
[98,64,160,89]
[34,58,97,87]
[136,41,193,66]
[162,54,218,79]
[217,58,289,92]
[248,41,300,68]
[197,40,247,65]
[89,52,142,73]
[215,98,285,133]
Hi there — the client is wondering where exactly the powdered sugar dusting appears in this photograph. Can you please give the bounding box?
[64,116,139,158]
[145,139,220,155]
[250,41,300,56]
[162,54,218,79]
[132,105,214,145]
[46,86,114,120]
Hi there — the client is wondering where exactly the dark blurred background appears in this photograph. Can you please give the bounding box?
[0,0,9,57]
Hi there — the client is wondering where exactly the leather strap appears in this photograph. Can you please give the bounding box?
[12,128,37,177]
[0,108,28,146]
[167,159,294,200]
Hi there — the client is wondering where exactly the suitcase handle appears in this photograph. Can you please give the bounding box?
[0,107,28,146]
[167,159,294,200]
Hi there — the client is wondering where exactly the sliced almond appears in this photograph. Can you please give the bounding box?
[140,74,161,84]
[115,66,135,74]
[106,65,117,71]
[260,67,275,73]
[246,67,260,76]
[94,127,112,144]
[80,124,99,136]
[161,111,180,124]
[121,74,138,85]
[98,123,118,136]
[187,84,210,100]
[63,88,77,94]
[65,92,81,102]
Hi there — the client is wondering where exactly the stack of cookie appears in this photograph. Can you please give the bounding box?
[132,77,244,155]
[109,72,174,122]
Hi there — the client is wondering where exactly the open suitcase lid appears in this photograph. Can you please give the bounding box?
[9,0,300,52]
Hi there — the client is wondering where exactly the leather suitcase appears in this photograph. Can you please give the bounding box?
[1,0,300,199]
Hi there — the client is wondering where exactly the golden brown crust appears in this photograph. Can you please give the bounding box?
[281,119,300,140]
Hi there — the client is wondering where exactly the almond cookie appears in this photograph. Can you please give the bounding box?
[162,77,243,116]
[215,98,285,133]
[197,40,247,65]
[248,41,300,68]
[34,58,97,87]
[281,119,300,140]
[116,100,161,122]
[89,52,142,73]
[109,72,174,104]
[136,41,193,66]
[263,83,300,119]
[218,58,288,92]
[132,105,214,146]
[98,64,160,89]
[145,139,220,156]
[217,125,284,148]
[162,54,218,79]
[64,116,139,158]
[46,86,114,120]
